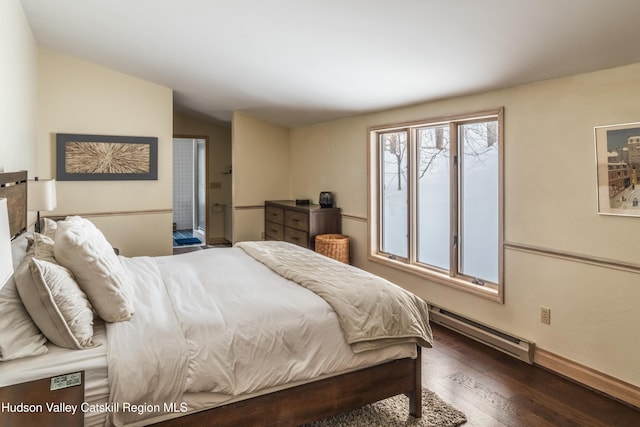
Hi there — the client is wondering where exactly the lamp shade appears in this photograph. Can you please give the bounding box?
[0,198,13,289]
[28,178,57,212]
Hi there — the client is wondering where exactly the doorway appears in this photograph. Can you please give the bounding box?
[173,137,207,247]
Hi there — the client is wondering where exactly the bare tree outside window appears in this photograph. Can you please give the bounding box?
[380,131,409,258]
[381,132,408,191]
[416,125,451,270]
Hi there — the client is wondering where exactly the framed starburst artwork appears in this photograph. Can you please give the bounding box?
[56,133,158,181]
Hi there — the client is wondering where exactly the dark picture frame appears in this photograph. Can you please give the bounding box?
[594,122,640,216]
[56,133,158,181]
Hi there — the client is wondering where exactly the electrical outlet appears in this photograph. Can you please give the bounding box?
[541,307,551,325]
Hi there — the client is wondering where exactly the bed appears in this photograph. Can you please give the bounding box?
[0,170,433,427]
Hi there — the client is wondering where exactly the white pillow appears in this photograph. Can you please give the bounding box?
[11,231,33,270]
[54,217,135,322]
[16,257,96,349]
[0,235,48,360]
[42,217,58,240]
[33,232,56,263]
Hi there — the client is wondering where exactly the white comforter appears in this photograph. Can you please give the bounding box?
[106,246,418,426]
[237,241,433,352]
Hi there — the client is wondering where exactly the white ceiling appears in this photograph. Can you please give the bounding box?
[20,0,640,127]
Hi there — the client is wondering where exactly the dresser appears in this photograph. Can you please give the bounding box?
[264,200,341,250]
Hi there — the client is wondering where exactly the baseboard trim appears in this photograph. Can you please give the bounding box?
[534,348,640,409]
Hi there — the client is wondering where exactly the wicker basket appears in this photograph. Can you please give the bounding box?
[315,234,350,264]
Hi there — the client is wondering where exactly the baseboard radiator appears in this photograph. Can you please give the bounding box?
[429,305,535,364]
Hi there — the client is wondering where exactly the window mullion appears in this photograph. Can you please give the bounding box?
[377,133,384,256]
[376,133,384,255]
[449,122,459,279]
[408,128,417,265]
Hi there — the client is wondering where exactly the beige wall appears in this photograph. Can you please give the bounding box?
[0,0,37,175]
[173,112,232,242]
[231,112,290,242]
[290,63,640,388]
[37,48,174,256]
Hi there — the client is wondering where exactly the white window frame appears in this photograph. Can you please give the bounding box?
[368,108,504,302]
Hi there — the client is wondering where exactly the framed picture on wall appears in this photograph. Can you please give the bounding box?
[56,133,158,181]
[594,121,640,216]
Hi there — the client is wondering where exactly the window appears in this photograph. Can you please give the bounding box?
[369,109,503,301]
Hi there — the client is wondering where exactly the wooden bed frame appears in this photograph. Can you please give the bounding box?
[154,348,422,427]
[0,170,423,427]
[0,171,27,238]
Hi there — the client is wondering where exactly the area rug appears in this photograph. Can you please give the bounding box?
[304,388,467,427]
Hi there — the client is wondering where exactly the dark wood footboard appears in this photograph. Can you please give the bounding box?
[153,346,422,427]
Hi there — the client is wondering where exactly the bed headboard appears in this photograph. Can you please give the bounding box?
[0,171,28,238]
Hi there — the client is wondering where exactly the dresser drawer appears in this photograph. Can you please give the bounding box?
[265,221,284,240]
[284,227,308,248]
[265,206,284,224]
[284,210,309,232]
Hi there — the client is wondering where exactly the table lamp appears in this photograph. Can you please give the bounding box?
[28,177,57,233]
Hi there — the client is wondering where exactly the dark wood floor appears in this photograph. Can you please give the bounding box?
[424,323,640,427]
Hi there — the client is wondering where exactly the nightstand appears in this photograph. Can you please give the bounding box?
[0,371,84,427]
